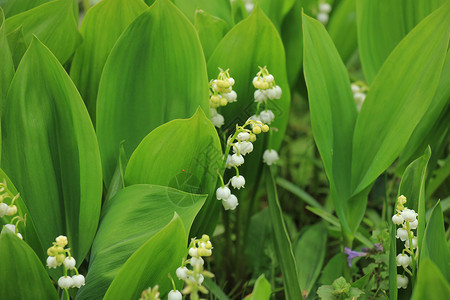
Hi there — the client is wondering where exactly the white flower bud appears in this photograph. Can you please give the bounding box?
[265,74,274,83]
[401,208,418,223]
[225,155,235,169]
[317,12,329,24]
[273,85,282,99]
[168,290,183,300]
[210,114,224,128]
[233,141,253,155]
[250,114,261,122]
[409,219,418,229]
[71,274,85,288]
[237,132,250,141]
[16,232,23,240]
[263,149,279,165]
[176,266,188,280]
[188,247,198,257]
[222,194,239,210]
[259,110,275,124]
[190,256,204,267]
[0,202,8,217]
[228,77,235,86]
[47,256,58,269]
[396,253,411,267]
[216,186,231,200]
[396,228,409,241]
[252,76,258,84]
[58,276,74,289]
[405,237,417,250]
[397,274,408,289]
[392,214,404,225]
[63,257,76,270]
[231,175,245,189]
[231,154,244,166]
[223,90,237,103]
[351,84,360,93]
[254,90,268,103]
[6,205,17,216]
[319,3,332,13]
[55,235,68,247]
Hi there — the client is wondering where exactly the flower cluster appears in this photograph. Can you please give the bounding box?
[351,82,367,112]
[46,235,85,290]
[0,180,24,239]
[392,195,418,289]
[173,235,214,299]
[209,68,237,128]
[252,66,281,125]
[317,2,332,24]
[139,285,161,300]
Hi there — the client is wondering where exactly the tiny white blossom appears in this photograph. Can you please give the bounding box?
[216,186,231,200]
[188,247,198,257]
[71,274,85,288]
[222,194,239,210]
[16,232,23,240]
[265,74,274,83]
[254,90,268,103]
[190,256,204,268]
[317,12,329,24]
[63,257,76,270]
[396,228,409,241]
[4,224,15,234]
[319,3,332,13]
[273,85,282,99]
[168,290,182,300]
[231,175,245,189]
[176,266,188,280]
[228,77,235,86]
[397,274,408,289]
[0,202,8,217]
[223,90,237,103]
[233,141,253,156]
[351,84,360,93]
[392,214,403,225]
[6,205,17,216]
[237,132,250,141]
[47,256,58,269]
[396,253,411,267]
[225,155,235,169]
[259,110,275,124]
[210,114,224,128]
[409,219,418,229]
[401,208,418,223]
[231,154,244,166]
[58,276,74,289]
[263,149,279,165]
[405,237,417,250]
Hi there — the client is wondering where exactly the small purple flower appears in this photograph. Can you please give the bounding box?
[344,247,367,267]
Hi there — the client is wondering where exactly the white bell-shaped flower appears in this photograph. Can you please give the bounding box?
[231,175,245,189]
[396,253,411,267]
[4,224,16,234]
[188,247,198,258]
[409,219,418,229]
[401,208,418,223]
[273,85,282,99]
[58,276,74,289]
[223,90,237,103]
[63,257,76,270]
[317,12,329,24]
[351,84,360,93]
[237,132,250,142]
[397,274,408,289]
[263,149,279,165]
[210,113,224,128]
[405,237,417,250]
[176,266,188,280]
[231,154,244,166]
[6,205,17,216]
[168,290,183,300]
[222,194,239,210]
[0,202,8,217]
[216,186,231,200]
[190,256,204,268]
[319,3,332,13]
[396,228,409,241]
[392,214,403,225]
[254,90,268,103]
[71,274,85,288]
[47,256,58,269]
[259,110,275,124]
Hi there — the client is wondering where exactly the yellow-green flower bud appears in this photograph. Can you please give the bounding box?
[249,134,257,142]
[210,95,221,105]
[47,246,58,257]
[220,98,228,106]
[55,253,66,265]
[261,125,269,132]
[197,248,212,257]
[55,235,68,247]
[201,234,210,242]
[216,80,230,88]
[253,126,261,134]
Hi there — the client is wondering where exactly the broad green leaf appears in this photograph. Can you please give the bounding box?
[0,0,49,18]
[420,201,450,281]
[77,185,205,300]
[319,253,346,285]
[5,0,82,64]
[397,51,450,171]
[103,214,187,299]
[125,109,221,236]
[295,222,327,295]
[280,0,303,87]
[248,274,272,300]
[70,0,147,121]
[1,38,102,263]
[357,0,446,83]
[6,25,26,68]
[351,3,450,195]
[97,0,209,185]
[172,0,233,26]
[388,209,398,298]
[207,6,290,186]
[0,8,14,111]
[245,208,273,274]
[327,0,357,63]
[411,258,450,300]
[302,13,357,235]
[265,166,301,300]
[255,0,296,30]
[104,142,128,203]
[230,0,248,24]
[0,229,59,300]
[194,9,228,61]
[398,147,430,249]
[0,168,44,260]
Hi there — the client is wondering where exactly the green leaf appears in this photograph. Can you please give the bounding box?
[0,0,49,18]
[194,9,228,61]
[248,274,272,300]
[0,8,14,112]
[125,109,221,236]
[1,37,102,263]
[302,13,356,234]
[207,6,290,186]
[103,214,188,299]
[172,0,233,26]
[76,185,206,300]
[230,0,248,24]
[265,166,301,300]
[357,0,447,83]
[420,201,450,281]
[295,222,328,295]
[104,142,128,203]
[5,0,82,64]
[351,2,450,195]
[411,258,450,300]
[319,253,346,285]
[70,0,147,121]
[327,0,357,63]
[96,0,209,185]
[0,228,58,300]
[6,25,26,69]
[255,0,296,30]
